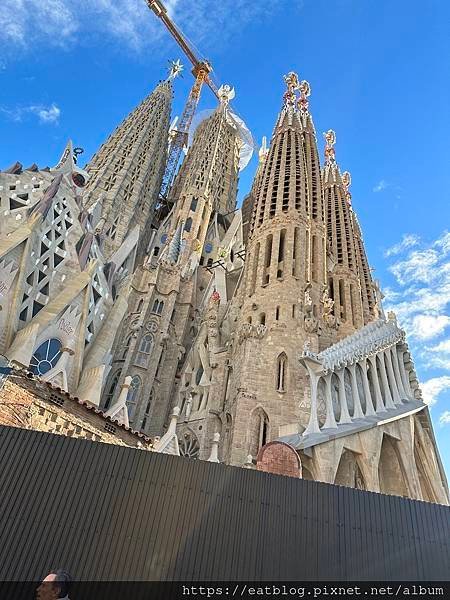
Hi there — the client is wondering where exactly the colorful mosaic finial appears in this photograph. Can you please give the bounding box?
[297,80,311,112]
[282,72,311,112]
[324,129,336,164]
[342,171,352,206]
[211,290,220,302]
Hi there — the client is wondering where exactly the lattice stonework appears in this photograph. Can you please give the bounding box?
[19,196,73,324]
[84,269,108,346]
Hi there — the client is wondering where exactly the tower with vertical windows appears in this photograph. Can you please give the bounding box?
[84,79,173,259]
[1,67,447,505]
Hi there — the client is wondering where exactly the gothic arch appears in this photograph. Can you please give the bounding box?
[344,368,354,416]
[334,449,366,490]
[104,369,121,410]
[276,352,287,392]
[378,434,409,497]
[222,412,233,463]
[413,422,438,503]
[355,363,366,414]
[247,407,270,460]
[178,429,200,459]
[331,372,340,421]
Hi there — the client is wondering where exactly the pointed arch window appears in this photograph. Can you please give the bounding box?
[122,333,133,359]
[136,333,154,366]
[104,370,121,410]
[276,352,288,392]
[195,365,204,386]
[152,299,164,315]
[126,375,141,422]
[29,339,62,376]
[184,217,193,232]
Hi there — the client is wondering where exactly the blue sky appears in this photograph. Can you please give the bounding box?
[1,0,449,476]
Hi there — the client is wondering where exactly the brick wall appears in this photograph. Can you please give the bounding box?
[256,441,301,478]
[0,376,152,450]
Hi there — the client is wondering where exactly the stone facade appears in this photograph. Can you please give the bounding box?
[1,69,448,505]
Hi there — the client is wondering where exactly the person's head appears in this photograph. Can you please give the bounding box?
[36,570,72,599]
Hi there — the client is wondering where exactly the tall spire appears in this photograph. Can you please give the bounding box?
[322,130,376,332]
[83,77,173,260]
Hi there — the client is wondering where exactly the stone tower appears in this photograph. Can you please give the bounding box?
[323,130,370,339]
[224,73,331,465]
[101,86,242,437]
[83,80,173,259]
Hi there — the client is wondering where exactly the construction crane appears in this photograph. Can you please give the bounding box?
[146,0,219,201]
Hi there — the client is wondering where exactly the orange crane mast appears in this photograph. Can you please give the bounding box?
[146,0,219,200]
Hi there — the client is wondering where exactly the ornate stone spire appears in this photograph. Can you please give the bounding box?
[83,77,173,260]
[322,130,377,332]
[165,219,183,265]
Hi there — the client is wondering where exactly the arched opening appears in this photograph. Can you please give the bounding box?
[275,306,280,320]
[355,363,366,414]
[260,313,266,325]
[334,449,366,490]
[136,332,154,366]
[121,333,133,360]
[331,373,341,421]
[126,375,141,423]
[184,217,193,232]
[316,377,327,427]
[222,413,233,463]
[344,368,354,416]
[276,352,287,392]
[178,430,200,459]
[414,424,437,503]
[248,408,269,460]
[29,338,62,376]
[378,434,409,497]
[104,370,121,410]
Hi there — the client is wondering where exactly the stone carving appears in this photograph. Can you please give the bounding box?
[321,288,338,329]
[237,323,267,344]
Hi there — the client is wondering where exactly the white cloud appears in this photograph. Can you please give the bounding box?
[410,315,450,341]
[384,234,420,257]
[0,103,61,125]
[421,376,450,406]
[373,179,388,193]
[35,104,60,124]
[439,411,450,425]
[384,231,450,345]
[389,248,440,285]
[0,0,287,54]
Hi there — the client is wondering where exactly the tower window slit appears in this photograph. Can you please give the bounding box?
[262,234,272,285]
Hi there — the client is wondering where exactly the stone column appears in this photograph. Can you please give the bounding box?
[304,368,321,435]
[360,357,376,416]
[367,355,386,413]
[384,349,401,405]
[397,349,412,398]
[323,373,337,429]
[336,368,352,424]
[348,363,364,419]
[390,346,406,401]
[207,432,220,463]
[379,351,396,409]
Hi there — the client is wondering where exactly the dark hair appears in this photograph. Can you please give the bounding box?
[48,570,72,598]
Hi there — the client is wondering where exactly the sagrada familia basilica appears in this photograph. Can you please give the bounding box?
[0,68,448,504]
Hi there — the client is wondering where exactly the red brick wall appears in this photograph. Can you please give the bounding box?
[256,441,301,478]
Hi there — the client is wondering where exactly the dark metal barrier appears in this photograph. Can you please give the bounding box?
[0,425,448,581]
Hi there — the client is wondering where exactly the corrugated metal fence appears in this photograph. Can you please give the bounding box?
[0,425,448,581]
